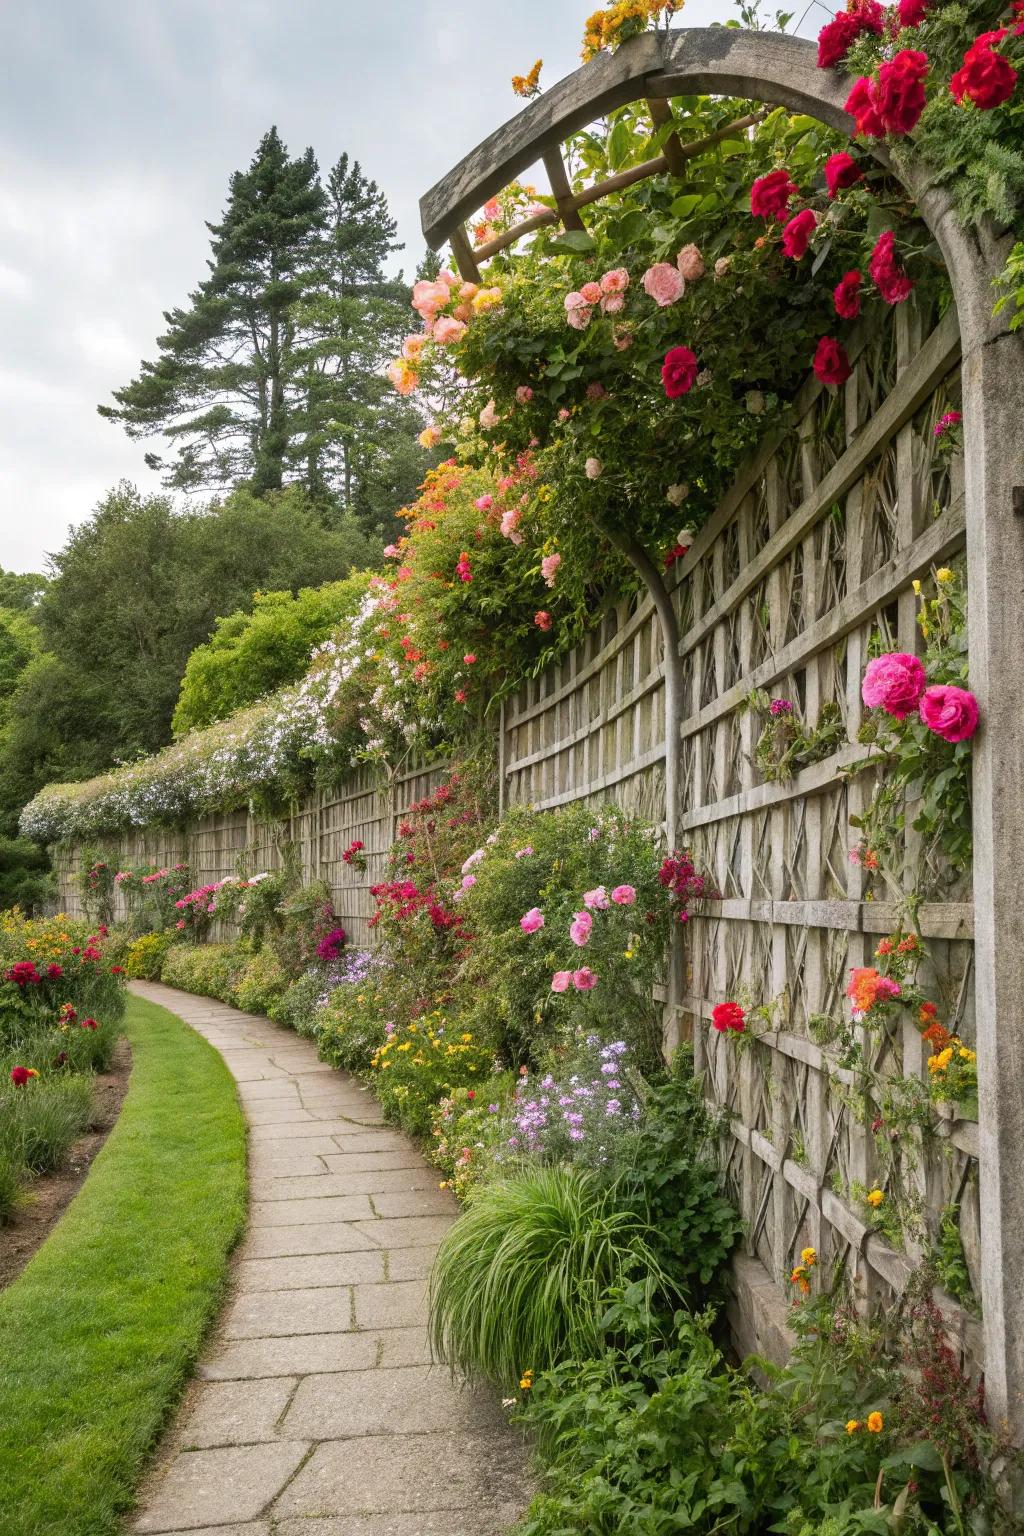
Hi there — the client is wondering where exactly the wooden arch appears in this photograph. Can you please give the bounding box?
[420,26,1024,1438]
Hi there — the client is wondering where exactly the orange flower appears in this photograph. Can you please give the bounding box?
[867,1411,884,1433]
[511,58,543,98]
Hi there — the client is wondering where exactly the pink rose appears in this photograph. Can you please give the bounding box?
[551,970,572,993]
[861,653,927,719]
[580,281,602,304]
[541,552,561,587]
[570,910,593,947]
[516,385,534,403]
[611,884,637,905]
[565,292,593,330]
[433,316,467,346]
[583,886,609,910]
[572,968,598,991]
[461,874,477,890]
[600,292,625,314]
[676,243,705,281]
[642,263,685,307]
[600,268,629,294]
[411,279,449,319]
[520,907,545,933]
[474,494,493,511]
[919,684,980,742]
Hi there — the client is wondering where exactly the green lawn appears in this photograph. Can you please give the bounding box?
[0,991,247,1536]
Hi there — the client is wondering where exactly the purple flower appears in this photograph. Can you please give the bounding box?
[769,698,793,717]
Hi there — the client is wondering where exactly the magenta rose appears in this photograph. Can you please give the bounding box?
[572,968,598,991]
[861,653,927,719]
[570,910,593,947]
[781,208,817,260]
[610,885,637,905]
[520,908,545,934]
[919,684,980,742]
[551,970,572,993]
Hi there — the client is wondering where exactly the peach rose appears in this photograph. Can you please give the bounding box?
[642,263,685,306]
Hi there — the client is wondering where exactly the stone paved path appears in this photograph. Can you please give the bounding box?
[130,981,529,1536]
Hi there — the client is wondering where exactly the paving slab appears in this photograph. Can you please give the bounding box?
[128,981,528,1533]
[274,1431,526,1519]
[282,1365,507,1439]
[235,1250,386,1292]
[134,1441,309,1531]
[220,1285,354,1339]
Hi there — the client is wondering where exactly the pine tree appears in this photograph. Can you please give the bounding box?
[100,128,327,494]
[290,155,426,530]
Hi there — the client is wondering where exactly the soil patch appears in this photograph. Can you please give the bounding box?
[0,1034,133,1290]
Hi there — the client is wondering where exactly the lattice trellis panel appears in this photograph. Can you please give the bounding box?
[53,760,448,949]
[678,302,979,1356]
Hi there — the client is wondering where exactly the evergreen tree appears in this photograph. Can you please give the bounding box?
[99,128,327,494]
[290,155,427,534]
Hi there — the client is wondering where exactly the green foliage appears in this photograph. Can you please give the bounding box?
[123,930,178,981]
[0,993,246,1536]
[0,1073,93,1175]
[429,1164,673,1389]
[371,1009,497,1138]
[513,1291,1015,1536]
[0,835,54,914]
[312,960,390,1072]
[616,1054,742,1294]
[3,482,375,834]
[160,943,244,1004]
[232,947,289,1015]
[994,239,1024,332]
[931,1203,976,1313]
[456,802,671,1070]
[0,568,47,611]
[430,1074,518,1198]
[172,573,373,734]
[0,1148,21,1224]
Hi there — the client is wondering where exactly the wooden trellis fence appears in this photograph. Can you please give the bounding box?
[50,24,1024,1430]
[54,761,446,950]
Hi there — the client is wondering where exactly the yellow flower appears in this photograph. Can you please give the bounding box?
[623,950,634,959]
[519,1369,534,1391]
[866,1188,885,1208]
[959,1047,976,1063]
[846,1419,861,1435]
[936,568,953,583]
[867,1411,884,1434]
[511,57,543,98]
[801,1246,817,1267]
[439,1181,449,1189]
[911,579,922,596]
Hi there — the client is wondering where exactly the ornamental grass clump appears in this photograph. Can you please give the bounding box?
[429,1164,672,1387]
[0,1073,92,1175]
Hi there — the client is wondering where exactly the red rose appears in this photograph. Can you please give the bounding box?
[897,0,929,26]
[824,151,862,197]
[750,168,799,218]
[834,270,863,319]
[662,346,699,399]
[712,1001,746,1033]
[817,10,862,67]
[46,963,63,980]
[869,231,914,304]
[849,0,885,32]
[813,336,852,388]
[951,37,1017,109]
[781,208,817,260]
[10,1065,36,1087]
[875,49,929,134]
[845,76,886,136]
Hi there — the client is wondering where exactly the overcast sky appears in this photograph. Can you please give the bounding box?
[0,0,757,574]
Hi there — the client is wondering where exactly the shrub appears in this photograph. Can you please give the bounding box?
[124,930,178,981]
[371,1009,497,1138]
[313,955,391,1073]
[429,1165,672,1388]
[160,943,244,1004]
[0,1074,93,1174]
[232,949,289,1015]
[613,1051,741,1297]
[456,803,672,1071]
[430,1074,518,1198]
[0,910,126,1025]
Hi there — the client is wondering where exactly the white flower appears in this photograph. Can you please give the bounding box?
[665,482,689,506]
[584,457,603,480]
